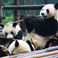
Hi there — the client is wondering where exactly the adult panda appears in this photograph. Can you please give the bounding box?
[1,22,23,39]
[23,4,58,49]
[40,3,58,35]
[40,3,58,47]
[8,40,35,55]
[40,3,58,36]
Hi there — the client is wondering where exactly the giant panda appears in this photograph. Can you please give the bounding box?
[23,11,58,49]
[40,3,58,34]
[23,4,58,49]
[8,40,35,55]
[1,22,23,39]
[40,3,58,47]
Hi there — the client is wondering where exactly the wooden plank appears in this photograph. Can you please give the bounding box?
[43,54,58,58]
[2,4,45,10]
[24,50,58,58]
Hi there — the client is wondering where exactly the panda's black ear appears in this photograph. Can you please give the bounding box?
[0,24,4,28]
[54,3,58,9]
[13,23,17,27]
[15,40,19,47]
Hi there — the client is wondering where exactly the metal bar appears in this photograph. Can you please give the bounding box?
[2,4,45,10]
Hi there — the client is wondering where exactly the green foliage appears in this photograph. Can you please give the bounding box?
[2,15,14,25]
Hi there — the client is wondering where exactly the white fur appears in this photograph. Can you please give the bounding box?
[7,34,13,38]
[23,32,49,49]
[8,40,31,54]
[2,22,21,38]
[40,4,58,21]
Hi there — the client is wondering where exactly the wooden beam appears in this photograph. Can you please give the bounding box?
[2,4,45,10]
[20,15,27,37]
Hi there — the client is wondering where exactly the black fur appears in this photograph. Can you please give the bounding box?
[15,40,19,47]
[14,30,23,39]
[0,24,4,28]
[0,47,7,57]
[24,16,57,36]
[46,9,49,14]
[44,39,58,48]
[26,40,34,51]
[13,23,17,27]
[0,38,13,48]
[54,3,58,9]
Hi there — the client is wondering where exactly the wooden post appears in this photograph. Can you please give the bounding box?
[14,0,19,21]
[0,0,2,23]
[23,0,27,15]
[45,0,49,4]
[20,15,27,37]
[33,0,36,16]
[29,0,32,15]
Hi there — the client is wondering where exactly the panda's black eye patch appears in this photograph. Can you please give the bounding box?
[11,31,14,35]
[46,9,49,14]
[5,32,8,36]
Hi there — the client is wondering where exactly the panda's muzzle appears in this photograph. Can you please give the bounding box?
[41,13,47,18]
[41,13,44,16]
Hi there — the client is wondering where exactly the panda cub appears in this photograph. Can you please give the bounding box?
[1,22,23,39]
[8,40,35,54]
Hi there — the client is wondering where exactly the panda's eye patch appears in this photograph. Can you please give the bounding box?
[11,31,14,35]
[5,32,8,36]
[46,9,49,14]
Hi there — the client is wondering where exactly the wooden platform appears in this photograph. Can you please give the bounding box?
[2,46,58,58]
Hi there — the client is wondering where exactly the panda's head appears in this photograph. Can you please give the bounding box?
[40,3,58,19]
[2,22,22,39]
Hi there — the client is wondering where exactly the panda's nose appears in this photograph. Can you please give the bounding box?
[41,13,44,16]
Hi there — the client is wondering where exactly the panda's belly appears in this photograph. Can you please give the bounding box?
[24,33,49,49]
